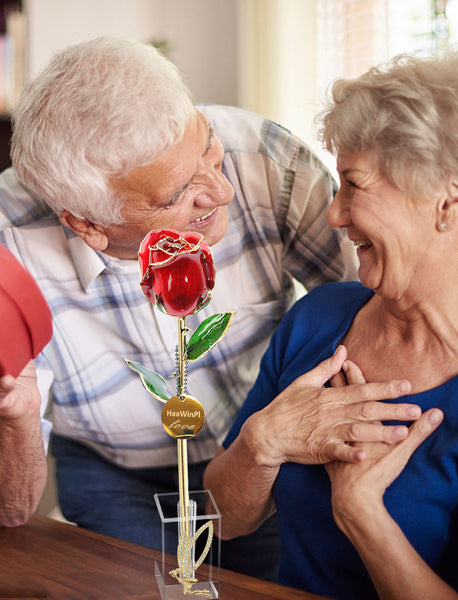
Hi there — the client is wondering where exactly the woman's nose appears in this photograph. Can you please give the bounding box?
[327,189,351,230]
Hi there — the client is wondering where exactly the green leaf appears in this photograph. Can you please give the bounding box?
[187,312,235,362]
[124,358,170,403]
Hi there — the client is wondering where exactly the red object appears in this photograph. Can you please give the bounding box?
[0,244,53,377]
[139,229,215,317]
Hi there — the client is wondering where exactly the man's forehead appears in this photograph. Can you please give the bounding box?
[110,109,209,197]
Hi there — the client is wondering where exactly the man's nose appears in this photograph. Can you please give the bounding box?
[198,167,234,205]
[197,136,233,203]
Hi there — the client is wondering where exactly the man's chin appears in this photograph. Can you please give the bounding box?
[201,207,229,247]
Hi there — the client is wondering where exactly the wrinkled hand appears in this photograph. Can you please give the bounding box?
[0,361,41,426]
[248,346,421,466]
[326,358,443,526]
[0,361,47,527]
[326,408,443,525]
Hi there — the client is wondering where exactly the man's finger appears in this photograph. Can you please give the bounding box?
[0,374,15,396]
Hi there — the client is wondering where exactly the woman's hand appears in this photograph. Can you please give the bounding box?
[327,356,443,527]
[325,416,456,600]
[327,357,442,520]
[326,408,443,531]
[248,345,421,467]
[326,359,456,600]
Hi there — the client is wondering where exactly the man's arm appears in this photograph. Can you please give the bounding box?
[0,361,47,526]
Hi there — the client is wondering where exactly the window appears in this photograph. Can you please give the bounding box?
[238,0,458,157]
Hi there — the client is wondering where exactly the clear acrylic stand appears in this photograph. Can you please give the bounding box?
[154,490,221,599]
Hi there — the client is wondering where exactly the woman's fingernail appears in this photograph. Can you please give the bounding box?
[393,426,408,439]
[429,409,443,425]
[406,406,421,418]
[397,381,411,394]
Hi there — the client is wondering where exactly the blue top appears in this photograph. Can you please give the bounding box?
[224,282,458,599]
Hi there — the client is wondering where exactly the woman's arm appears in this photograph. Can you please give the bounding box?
[204,347,421,539]
[203,424,279,539]
[336,493,457,600]
[0,361,47,526]
[328,361,457,599]
[327,399,457,600]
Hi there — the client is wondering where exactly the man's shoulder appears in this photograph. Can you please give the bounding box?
[197,104,328,173]
[0,167,51,230]
[198,104,265,152]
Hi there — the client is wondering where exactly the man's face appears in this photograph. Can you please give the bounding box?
[103,108,234,259]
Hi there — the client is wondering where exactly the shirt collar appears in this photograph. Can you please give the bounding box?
[67,234,106,291]
[67,232,140,291]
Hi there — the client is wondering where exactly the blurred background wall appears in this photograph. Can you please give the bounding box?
[19,0,458,161]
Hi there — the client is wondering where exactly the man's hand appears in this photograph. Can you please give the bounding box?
[246,346,421,467]
[0,361,47,527]
[0,361,41,426]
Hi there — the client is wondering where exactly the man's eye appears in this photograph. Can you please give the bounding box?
[163,183,192,208]
[164,193,180,208]
[205,126,215,156]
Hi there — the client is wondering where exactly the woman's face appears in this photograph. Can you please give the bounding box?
[327,151,437,300]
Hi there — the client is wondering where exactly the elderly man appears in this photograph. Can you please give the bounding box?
[0,36,413,581]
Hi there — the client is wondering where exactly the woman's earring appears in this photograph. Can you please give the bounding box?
[438,222,448,231]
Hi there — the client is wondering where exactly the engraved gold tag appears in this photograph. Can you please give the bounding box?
[161,394,206,439]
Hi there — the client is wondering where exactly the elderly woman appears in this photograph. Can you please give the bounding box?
[204,52,458,600]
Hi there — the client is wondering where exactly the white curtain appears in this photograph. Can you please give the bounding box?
[237,0,442,153]
[237,0,320,147]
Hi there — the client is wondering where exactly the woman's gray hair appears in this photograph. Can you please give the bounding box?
[11,36,194,225]
[318,51,458,198]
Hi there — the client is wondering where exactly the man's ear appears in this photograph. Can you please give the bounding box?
[436,177,458,232]
[59,210,109,252]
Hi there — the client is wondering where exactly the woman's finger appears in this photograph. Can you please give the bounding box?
[342,360,366,385]
[297,345,348,387]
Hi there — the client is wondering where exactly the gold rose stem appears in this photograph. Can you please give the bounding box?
[177,317,191,545]
[177,438,190,534]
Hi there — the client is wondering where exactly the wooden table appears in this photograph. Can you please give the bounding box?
[0,515,333,599]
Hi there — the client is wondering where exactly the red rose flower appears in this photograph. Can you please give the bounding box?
[138,229,215,317]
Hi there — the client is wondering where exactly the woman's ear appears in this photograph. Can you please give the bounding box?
[59,210,109,251]
[436,177,458,232]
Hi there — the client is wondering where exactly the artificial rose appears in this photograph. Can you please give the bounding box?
[139,229,215,317]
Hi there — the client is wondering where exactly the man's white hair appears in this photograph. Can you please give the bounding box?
[11,36,194,225]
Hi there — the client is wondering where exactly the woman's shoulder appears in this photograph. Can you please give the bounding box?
[292,281,372,319]
[270,281,372,364]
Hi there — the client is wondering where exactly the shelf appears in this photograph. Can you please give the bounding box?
[0,116,11,170]
[0,1,23,170]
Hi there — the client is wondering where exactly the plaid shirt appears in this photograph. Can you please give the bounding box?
[0,105,357,468]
